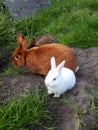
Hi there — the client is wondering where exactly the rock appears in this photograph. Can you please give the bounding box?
[5,0,51,19]
[0,47,98,130]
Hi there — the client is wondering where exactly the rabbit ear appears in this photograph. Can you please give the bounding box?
[21,37,28,50]
[28,38,36,49]
[31,38,36,46]
[17,33,23,47]
[51,56,56,69]
[57,60,65,72]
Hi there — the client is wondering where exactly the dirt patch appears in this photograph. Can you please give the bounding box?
[0,47,98,130]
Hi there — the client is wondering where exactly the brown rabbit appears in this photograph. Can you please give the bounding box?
[28,34,55,49]
[12,34,79,75]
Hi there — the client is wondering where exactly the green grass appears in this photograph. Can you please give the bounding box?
[14,0,98,48]
[63,97,86,115]
[1,0,98,48]
[0,88,52,130]
[0,0,16,48]
[91,92,98,118]
[1,65,25,76]
[63,92,98,130]
[0,0,98,129]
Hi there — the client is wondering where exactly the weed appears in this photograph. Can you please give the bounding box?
[62,97,87,130]
[0,88,52,130]
[91,92,98,117]
[13,0,98,48]
[4,65,25,75]
[63,97,86,115]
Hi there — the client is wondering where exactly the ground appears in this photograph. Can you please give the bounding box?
[0,47,98,130]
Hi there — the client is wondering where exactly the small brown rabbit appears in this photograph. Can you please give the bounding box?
[28,34,55,49]
[12,34,79,75]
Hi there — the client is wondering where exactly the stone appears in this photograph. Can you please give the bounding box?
[5,0,51,19]
[0,47,98,129]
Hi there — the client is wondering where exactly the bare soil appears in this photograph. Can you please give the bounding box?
[0,47,98,130]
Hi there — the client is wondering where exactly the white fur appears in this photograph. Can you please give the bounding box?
[45,57,76,98]
[75,66,79,73]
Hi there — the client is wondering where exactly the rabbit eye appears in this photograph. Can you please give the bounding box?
[53,78,56,81]
[15,55,20,60]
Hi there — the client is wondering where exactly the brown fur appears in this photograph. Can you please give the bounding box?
[28,35,55,49]
[12,34,78,75]
[17,34,55,49]
[28,38,36,49]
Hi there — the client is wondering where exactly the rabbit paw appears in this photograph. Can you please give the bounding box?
[48,90,53,95]
[53,94,60,98]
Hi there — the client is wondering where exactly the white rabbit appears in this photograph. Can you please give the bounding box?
[45,56,76,98]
